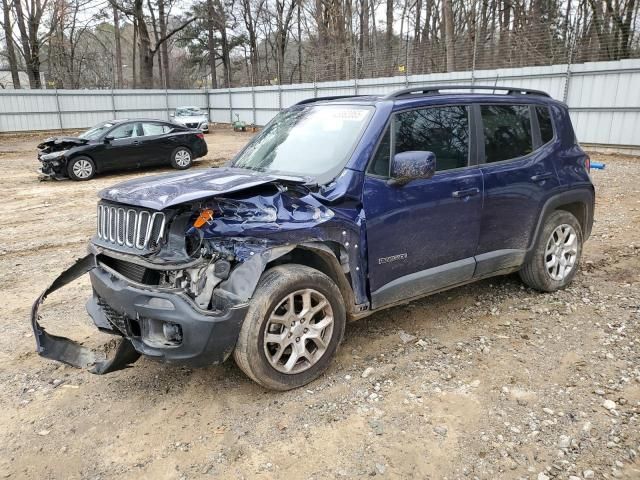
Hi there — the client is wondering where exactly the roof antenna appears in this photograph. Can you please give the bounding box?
[492,75,499,94]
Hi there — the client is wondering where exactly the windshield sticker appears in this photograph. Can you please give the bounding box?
[326,108,369,121]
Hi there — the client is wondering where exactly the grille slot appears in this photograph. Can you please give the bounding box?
[97,203,165,251]
[99,255,161,285]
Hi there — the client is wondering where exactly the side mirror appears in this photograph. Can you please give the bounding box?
[389,151,436,185]
[169,114,175,117]
[104,136,114,143]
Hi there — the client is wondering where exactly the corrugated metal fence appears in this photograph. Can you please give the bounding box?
[1,59,639,148]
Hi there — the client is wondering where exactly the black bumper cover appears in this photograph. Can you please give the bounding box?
[87,265,247,367]
[31,254,248,374]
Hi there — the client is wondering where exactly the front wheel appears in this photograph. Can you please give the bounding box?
[67,156,95,181]
[233,264,346,391]
[170,147,193,170]
[520,210,583,292]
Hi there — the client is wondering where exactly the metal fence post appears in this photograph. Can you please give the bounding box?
[252,85,256,125]
[405,34,410,87]
[563,16,578,103]
[164,87,170,120]
[205,88,211,123]
[354,47,359,95]
[111,89,117,118]
[54,89,63,130]
[313,61,318,98]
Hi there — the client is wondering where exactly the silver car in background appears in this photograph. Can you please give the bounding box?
[171,106,209,133]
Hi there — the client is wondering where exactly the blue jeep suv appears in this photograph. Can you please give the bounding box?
[32,85,594,390]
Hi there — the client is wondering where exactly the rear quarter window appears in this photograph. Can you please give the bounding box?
[481,105,533,162]
[536,106,554,144]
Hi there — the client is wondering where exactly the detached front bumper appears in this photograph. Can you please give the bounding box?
[37,158,67,180]
[31,253,248,374]
[87,265,248,367]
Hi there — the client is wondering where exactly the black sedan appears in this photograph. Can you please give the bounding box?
[37,119,208,181]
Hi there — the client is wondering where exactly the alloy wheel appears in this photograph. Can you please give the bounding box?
[72,159,93,179]
[545,224,578,281]
[263,289,334,374]
[174,149,191,167]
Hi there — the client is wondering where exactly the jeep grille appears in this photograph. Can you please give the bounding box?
[97,203,165,251]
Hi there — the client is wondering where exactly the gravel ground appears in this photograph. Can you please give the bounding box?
[0,129,638,479]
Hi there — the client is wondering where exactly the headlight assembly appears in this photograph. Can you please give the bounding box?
[40,150,68,161]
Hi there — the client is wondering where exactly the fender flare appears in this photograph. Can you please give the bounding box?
[526,187,595,259]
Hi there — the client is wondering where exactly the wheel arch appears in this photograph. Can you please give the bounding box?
[526,187,595,261]
[267,243,359,318]
[64,151,102,175]
[66,152,98,172]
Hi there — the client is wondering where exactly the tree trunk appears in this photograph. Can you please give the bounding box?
[297,0,302,83]
[443,0,455,71]
[386,0,393,44]
[133,0,154,88]
[132,17,138,88]
[12,0,38,87]
[113,5,124,88]
[2,0,20,88]
[206,0,218,88]
[158,0,170,87]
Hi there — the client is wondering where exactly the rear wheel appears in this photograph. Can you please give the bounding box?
[520,210,583,292]
[170,147,193,169]
[67,156,95,181]
[234,264,346,391]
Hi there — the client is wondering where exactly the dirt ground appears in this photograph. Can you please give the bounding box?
[0,129,638,480]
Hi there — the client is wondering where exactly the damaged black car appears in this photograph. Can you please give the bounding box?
[32,88,594,390]
[38,119,208,181]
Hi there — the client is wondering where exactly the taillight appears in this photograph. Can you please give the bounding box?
[196,133,204,140]
[585,155,591,172]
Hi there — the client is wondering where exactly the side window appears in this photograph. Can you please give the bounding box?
[481,105,532,162]
[536,106,554,144]
[109,123,136,139]
[368,105,470,176]
[141,122,167,136]
[369,128,392,176]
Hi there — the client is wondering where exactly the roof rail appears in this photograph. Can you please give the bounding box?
[295,95,364,106]
[383,85,551,100]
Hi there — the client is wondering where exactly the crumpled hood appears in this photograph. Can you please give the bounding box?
[99,167,310,210]
[37,136,89,150]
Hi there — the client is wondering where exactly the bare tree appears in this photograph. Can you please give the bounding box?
[1,0,21,87]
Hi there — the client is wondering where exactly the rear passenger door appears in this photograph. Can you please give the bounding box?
[139,122,174,166]
[474,103,561,276]
[364,104,484,309]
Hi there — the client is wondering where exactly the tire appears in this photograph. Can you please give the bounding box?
[233,264,346,391]
[67,156,95,181]
[170,147,193,169]
[519,210,583,292]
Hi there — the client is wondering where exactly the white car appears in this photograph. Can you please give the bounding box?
[171,106,209,133]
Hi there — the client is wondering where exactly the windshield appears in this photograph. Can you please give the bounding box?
[232,105,373,184]
[79,122,114,140]
[176,107,203,117]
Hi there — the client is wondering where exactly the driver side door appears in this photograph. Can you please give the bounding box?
[98,122,144,171]
[363,104,484,309]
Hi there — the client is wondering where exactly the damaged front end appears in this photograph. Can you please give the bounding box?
[37,137,87,179]
[31,168,366,374]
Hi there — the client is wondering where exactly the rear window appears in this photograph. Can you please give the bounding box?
[481,105,533,162]
[536,106,554,144]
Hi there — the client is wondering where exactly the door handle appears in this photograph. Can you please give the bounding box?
[531,172,553,182]
[132,140,142,145]
[452,187,480,198]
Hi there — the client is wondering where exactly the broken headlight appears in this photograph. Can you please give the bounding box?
[216,199,277,223]
[40,150,68,162]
